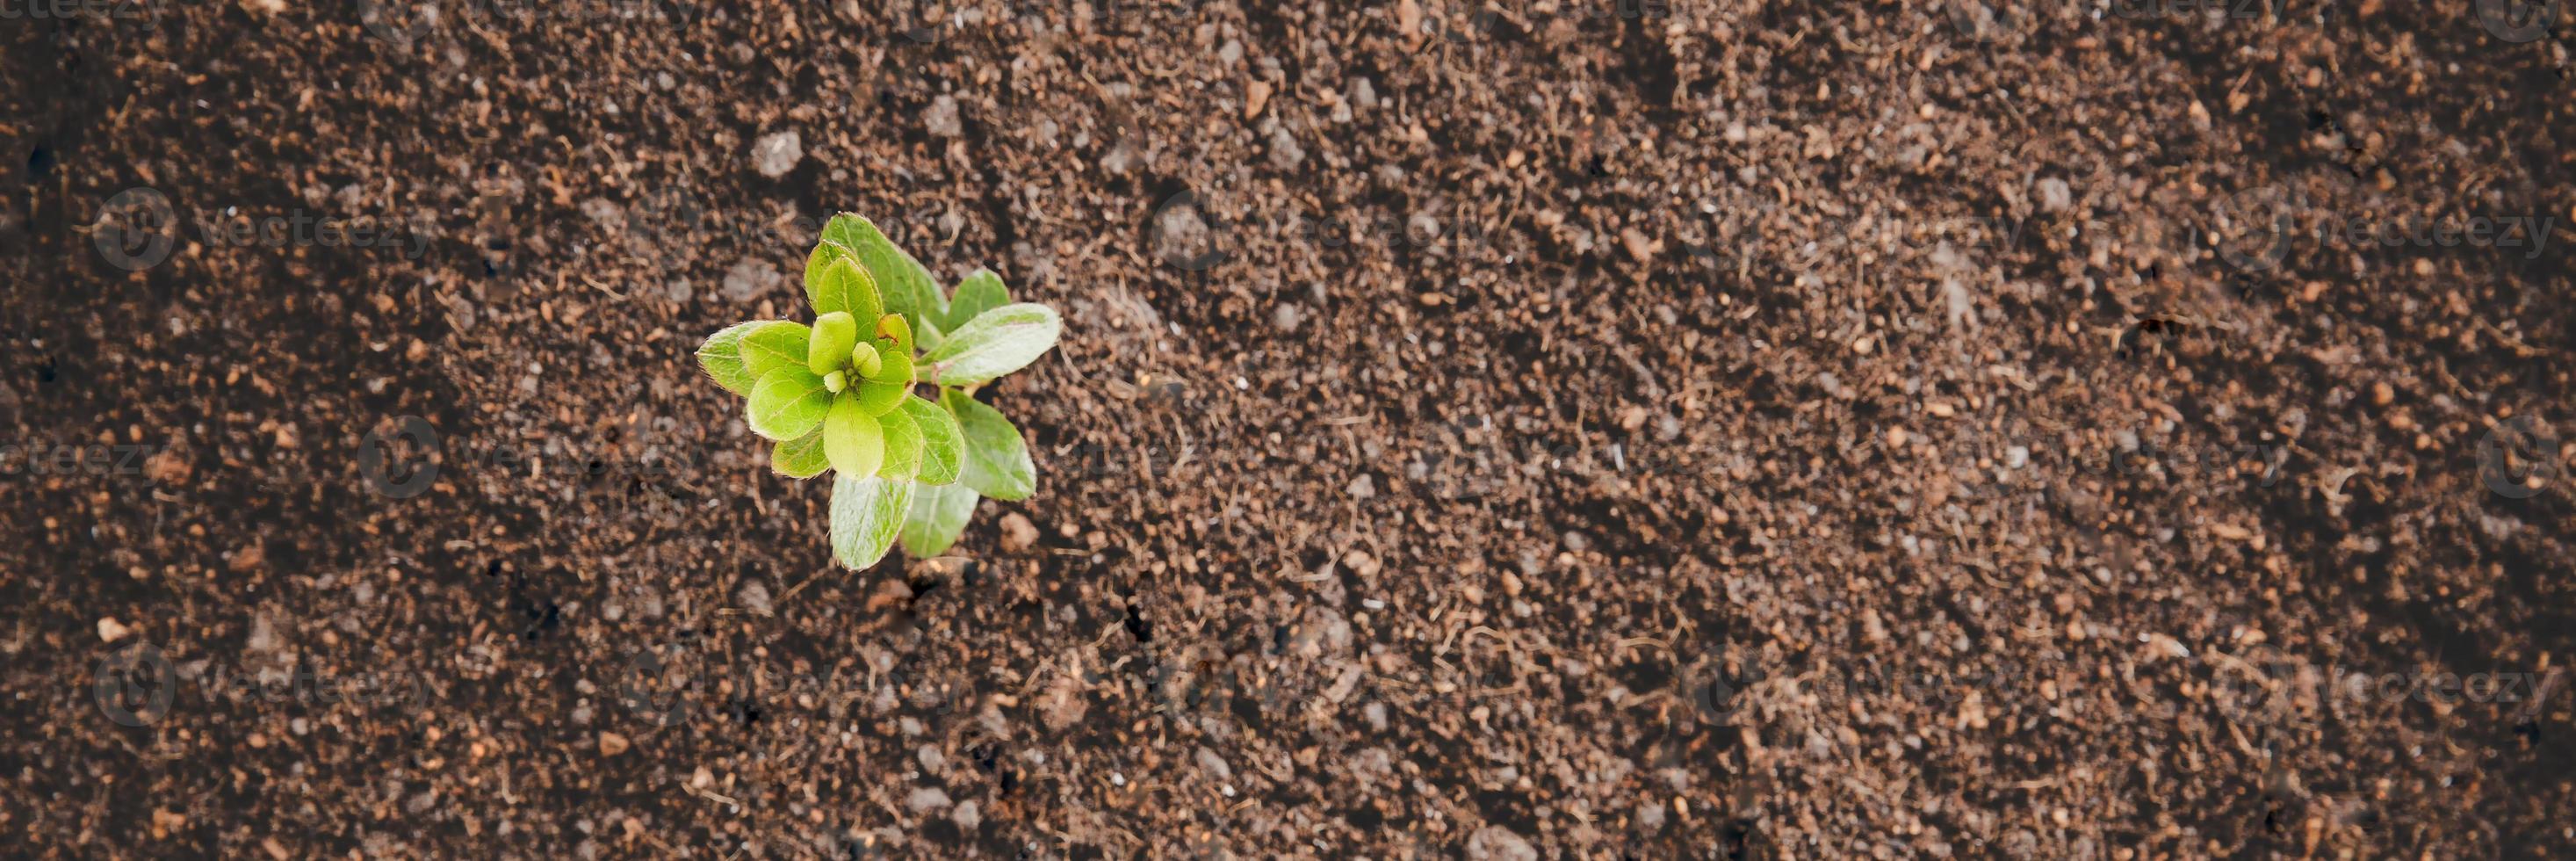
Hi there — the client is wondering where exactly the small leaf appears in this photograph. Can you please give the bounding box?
[696,321,765,395]
[943,388,1035,501]
[829,473,913,569]
[771,429,829,478]
[876,401,924,481]
[852,376,909,416]
[739,321,812,382]
[899,481,978,558]
[866,342,915,385]
[806,241,848,310]
[807,311,859,375]
[807,255,884,325]
[924,303,1061,387]
[876,313,914,355]
[823,393,885,477]
[746,367,832,441]
[820,213,943,336]
[901,395,964,485]
[936,268,1010,333]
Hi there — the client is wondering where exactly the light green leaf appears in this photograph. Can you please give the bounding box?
[807,311,859,375]
[696,321,766,396]
[829,473,914,569]
[899,481,978,558]
[876,402,924,481]
[874,312,915,356]
[936,268,1010,333]
[739,321,812,382]
[821,213,944,336]
[806,254,884,324]
[900,395,964,485]
[924,303,1061,387]
[915,316,947,355]
[852,376,909,416]
[823,394,885,477]
[866,342,914,385]
[943,388,1035,501]
[771,429,829,478]
[746,366,832,441]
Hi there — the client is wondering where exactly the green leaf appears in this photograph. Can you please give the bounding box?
[876,401,924,481]
[823,393,885,477]
[806,254,884,324]
[924,303,1062,387]
[746,366,833,441]
[739,321,812,382]
[936,268,1010,333]
[916,316,947,355]
[821,213,943,336]
[874,313,915,356]
[943,388,1035,501]
[866,342,914,385]
[829,473,914,569]
[807,311,859,375]
[901,395,964,485]
[771,429,829,478]
[852,376,909,416]
[899,481,978,558]
[696,321,766,396]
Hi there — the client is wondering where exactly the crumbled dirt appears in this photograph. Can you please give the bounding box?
[5,2,2573,857]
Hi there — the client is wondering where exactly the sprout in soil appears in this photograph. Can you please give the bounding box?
[696,213,1062,568]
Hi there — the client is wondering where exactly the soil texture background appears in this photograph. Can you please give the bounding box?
[4,0,2574,857]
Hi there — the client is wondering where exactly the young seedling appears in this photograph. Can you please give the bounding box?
[696,214,1062,568]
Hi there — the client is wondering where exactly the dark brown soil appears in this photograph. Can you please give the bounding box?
[5,1,2573,857]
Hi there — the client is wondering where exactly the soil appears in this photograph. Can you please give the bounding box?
[4,1,2573,857]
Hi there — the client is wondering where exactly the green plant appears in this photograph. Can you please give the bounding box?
[696,213,1061,568]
